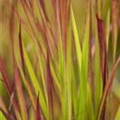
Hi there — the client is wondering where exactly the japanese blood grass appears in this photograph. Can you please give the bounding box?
[0,0,120,120]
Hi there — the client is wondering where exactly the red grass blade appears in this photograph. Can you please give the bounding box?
[36,93,42,120]
[58,0,70,54]
[96,15,108,91]
[9,0,17,66]
[18,23,25,74]
[38,0,49,22]
[46,51,54,120]
[96,14,108,120]
[36,18,45,35]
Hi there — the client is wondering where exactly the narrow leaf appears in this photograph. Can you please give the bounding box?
[46,51,54,120]
[15,67,28,120]
[36,94,41,120]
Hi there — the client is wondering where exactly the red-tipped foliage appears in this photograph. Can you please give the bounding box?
[96,15,108,91]
[18,23,25,74]
[96,15,108,120]
[36,93,42,120]
[46,51,54,120]
[38,0,49,22]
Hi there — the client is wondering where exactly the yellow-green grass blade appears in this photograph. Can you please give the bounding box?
[112,0,119,63]
[71,63,78,116]
[16,58,36,109]
[71,6,82,72]
[78,4,90,120]
[97,0,102,18]
[50,61,61,94]
[71,8,83,118]
[86,83,95,120]
[37,54,48,106]
[105,9,110,51]
[56,7,66,119]
[15,28,45,113]
[94,20,103,117]
[22,42,49,120]
[66,23,72,120]
[0,111,7,120]
[58,27,66,120]
[16,38,36,112]
[58,21,65,89]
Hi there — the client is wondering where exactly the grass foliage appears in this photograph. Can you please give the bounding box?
[0,0,120,120]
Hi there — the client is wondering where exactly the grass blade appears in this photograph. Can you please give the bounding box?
[112,0,119,63]
[97,55,120,120]
[22,42,49,120]
[66,22,72,120]
[105,9,110,51]
[18,23,25,74]
[94,17,103,117]
[15,67,28,120]
[78,2,90,119]
[71,6,82,72]
[46,51,54,120]
[36,94,41,120]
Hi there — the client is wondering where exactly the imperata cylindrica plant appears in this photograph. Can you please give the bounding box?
[0,0,120,120]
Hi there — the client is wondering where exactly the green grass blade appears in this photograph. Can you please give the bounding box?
[105,9,110,51]
[87,83,95,120]
[50,62,61,93]
[0,111,7,120]
[71,6,82,72]
[97,0,102,17]
[56,6,66,119]
[37,54,48,106]
[66,23,72,120]
[71,61,78,117]
[22,42,49,120]
[78,4,90,119]
[17,63,36,109]
[94,20,103,117]
[112,0,119,63]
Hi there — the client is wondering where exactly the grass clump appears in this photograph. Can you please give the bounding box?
[0,0,120,120]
